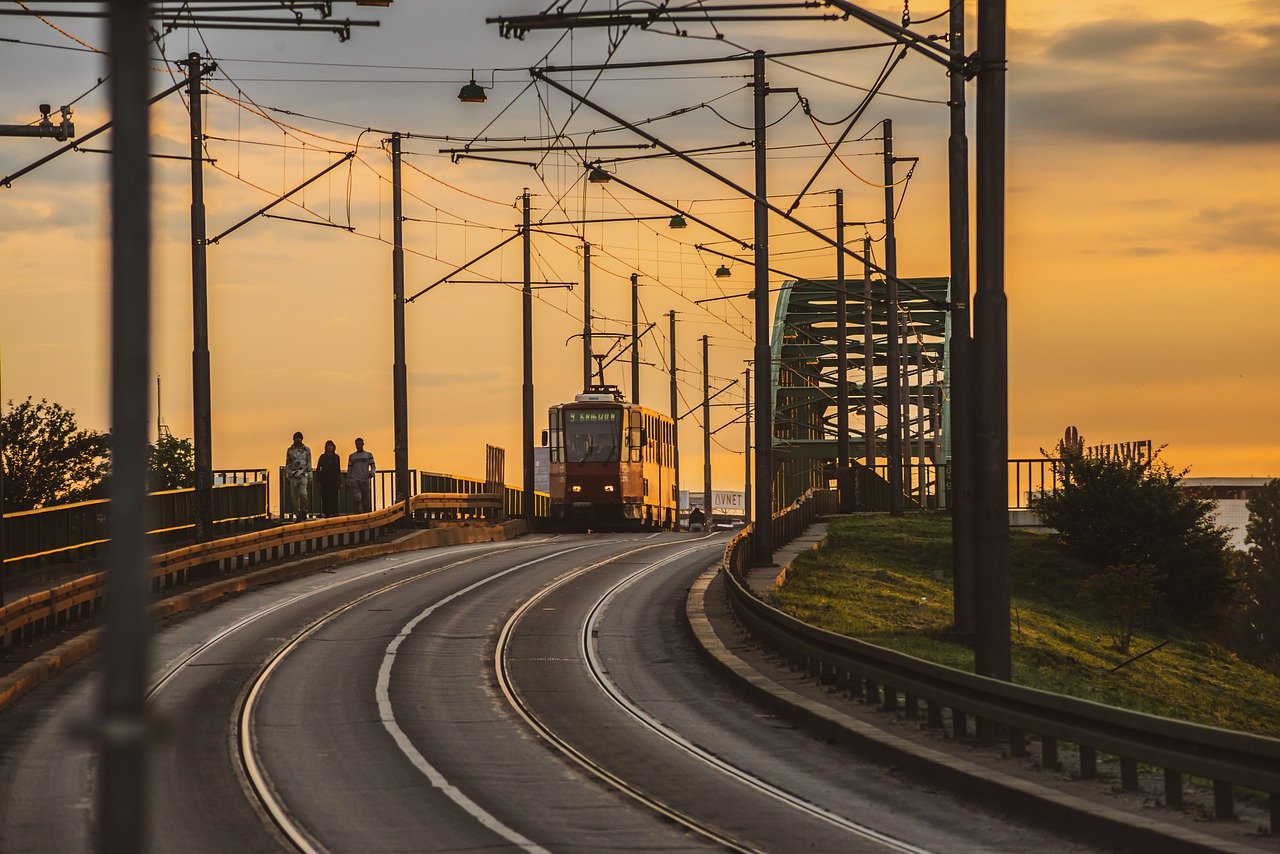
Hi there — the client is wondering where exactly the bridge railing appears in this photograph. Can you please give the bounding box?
[3,474,269,574]
[0,487,512,650]
[719,505,1280,833]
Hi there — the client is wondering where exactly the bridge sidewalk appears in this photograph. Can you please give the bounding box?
[744,521,828,599]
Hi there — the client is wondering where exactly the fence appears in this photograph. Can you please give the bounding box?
[3,474,269,575]
[419,471,549,520]
[718,503,1280,835]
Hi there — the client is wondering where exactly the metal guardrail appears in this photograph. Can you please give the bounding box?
[3,476,269,572]
[0,488,490,649]
[420,471,550,520]
[719,500,1280,834]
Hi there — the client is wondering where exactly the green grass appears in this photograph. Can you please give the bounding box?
[773,513,1280,737]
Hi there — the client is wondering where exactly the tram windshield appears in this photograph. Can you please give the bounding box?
[564,408,620,463]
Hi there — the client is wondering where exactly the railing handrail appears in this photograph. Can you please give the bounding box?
[717,510,1280,814]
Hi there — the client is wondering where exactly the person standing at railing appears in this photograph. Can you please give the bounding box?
[285,431,312,523]
[316,440,341,518]
[347,437,375,514]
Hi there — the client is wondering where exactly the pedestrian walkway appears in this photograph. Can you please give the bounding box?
[745,520,828,599]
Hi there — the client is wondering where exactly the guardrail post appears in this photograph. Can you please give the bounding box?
[1040,735,1059,770]
[903,693,919,719]
[1162,768,1182,807]
[862,678,877,705]
[926,700,943,729]
[952,709,967,740]
[1009,727,1027,758]
[881,684,897,711]
[1213,781,1234,820]
[1120,757,1138,791]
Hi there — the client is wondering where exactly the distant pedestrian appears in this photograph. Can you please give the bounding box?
[347,437,376,513]
[285,431,312,522]
[316,439,341,517]
[688,505,706,532]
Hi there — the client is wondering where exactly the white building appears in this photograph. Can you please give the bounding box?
[1180,477,1277,550]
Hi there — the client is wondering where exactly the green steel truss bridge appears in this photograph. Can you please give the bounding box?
[770,276,951,507]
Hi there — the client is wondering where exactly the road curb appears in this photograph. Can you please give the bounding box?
[0,521,528,716]
[686,565,1258,854]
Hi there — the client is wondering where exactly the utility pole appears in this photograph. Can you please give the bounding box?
[883,119,903,515]
[101,4,152,849]
[835,189,851,512]
[744,367,752,526]
[702,334,712,520]
[668,310,680,529]
[522,189,535,519]
[183,52,213,542]
[974,0,1011,681]
[949,0,975,634]
[582,242,592,390]
[863,236,875,471]
[631,272,640,404]
[390,133,410,516]
[751,50,774,562]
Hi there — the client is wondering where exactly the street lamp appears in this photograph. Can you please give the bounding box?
[588,166,612,184]
[458,72,488,104]
[714,264,732,278]
[668,213,688,229]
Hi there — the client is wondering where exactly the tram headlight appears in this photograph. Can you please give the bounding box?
[571,485,582,493]
[603,485,615,492]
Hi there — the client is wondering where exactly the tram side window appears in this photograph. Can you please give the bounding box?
[628,409,643,463]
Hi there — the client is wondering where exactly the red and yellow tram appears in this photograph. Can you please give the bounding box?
[544,385,677,531]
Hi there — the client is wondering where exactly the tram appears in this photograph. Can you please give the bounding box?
[543,385,678,531]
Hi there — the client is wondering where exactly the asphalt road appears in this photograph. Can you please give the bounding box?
[0,533,1096,853]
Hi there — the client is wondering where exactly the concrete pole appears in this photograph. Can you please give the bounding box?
[582,242,592,390]
[949,0,976,633]
[974,0,1011,681]
[744,367,752,525]
[883,119,903,515]
[185,53,213,542]
[100,4,153,849]
[522,190,535,519]
[752,51,775,561]
[863,237,875,471]
[391,133,410,513]
[702,334,713,520]
[835,189,851,512]
[669,310,680,529]
[631,272,640,404]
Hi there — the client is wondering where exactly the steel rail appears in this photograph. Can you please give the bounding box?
[494,535,762,854]
[581,547,933,853]
[235,540,551,853]
[717,496,1280,831]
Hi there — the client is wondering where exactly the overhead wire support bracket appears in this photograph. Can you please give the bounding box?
[1,74,193,188]
[406,230,523,302]
[207,150,355,244]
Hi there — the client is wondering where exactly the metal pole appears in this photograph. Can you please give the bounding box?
[185,53,213,542]
[752,50,775,562]
[949,0,975,634]
[391,133,410,515]
[916,338,926,503]
[744,367,752,526]
[863,236,875,472]
[668,310,680,530]
[631,272,640,404]
[582,242,592,390]
[702,334,713,520]
[522,190,536,519]
[101,3,152,849]
[835,189,851,512]
[883,119,903,515]
[974,0,1011,681]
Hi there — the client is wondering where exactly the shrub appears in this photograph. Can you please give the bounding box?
[1082,563,1164,654]
[1030,450,1234,627]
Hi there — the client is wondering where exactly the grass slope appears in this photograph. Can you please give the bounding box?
[773,513,1280,737]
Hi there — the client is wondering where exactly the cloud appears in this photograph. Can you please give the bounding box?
[1012,18,1280,145]
[1192,202,1280,251]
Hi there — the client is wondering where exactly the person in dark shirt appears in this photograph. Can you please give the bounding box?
[688,506,706,531]
[316,439,341,517]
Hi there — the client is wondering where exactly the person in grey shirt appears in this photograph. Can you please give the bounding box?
[285,431,312,522]
[347,437,376,513]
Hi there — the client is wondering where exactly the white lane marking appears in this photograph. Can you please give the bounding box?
[584,562,935,854]
[375,545,593,854]
[240,540,559,854]
[147,544,489,700]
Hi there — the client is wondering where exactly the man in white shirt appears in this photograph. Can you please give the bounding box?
[347,437,376,513]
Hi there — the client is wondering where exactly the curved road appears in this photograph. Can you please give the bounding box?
[0,533,1093,852]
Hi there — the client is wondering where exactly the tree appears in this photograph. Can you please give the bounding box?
[1083,563,1164,654]
[1030,449,1235,626]
[1,397,110,511]
[1238,479,1280,660]
[148,434,195,491]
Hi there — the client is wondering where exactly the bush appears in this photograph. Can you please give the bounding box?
[1030,450,1234,627]
[1082,563,1164,654]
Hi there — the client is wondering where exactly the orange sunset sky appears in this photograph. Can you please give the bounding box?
[2,2,1278,491]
